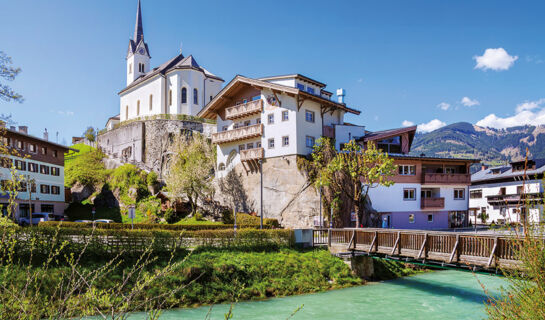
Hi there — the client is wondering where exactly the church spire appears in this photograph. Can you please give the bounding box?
[133,0,144,44]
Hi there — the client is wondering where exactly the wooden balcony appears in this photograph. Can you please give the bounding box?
[211,123,263,144]
[240,147,264,162]
[323,125,335,139]
[421,197,445,209]
[225,99,263,120]
[422,173,471,185]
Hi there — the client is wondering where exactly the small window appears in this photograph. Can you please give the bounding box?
[126,106,129,119]
[222,126,228,132]
[306,136,315,148]
[251,95,261,101]
[454,189,465,200]
[17,140,24,150]
[51,186,60,195]
[282,111,289,121]
[421,189,432,198]
[282,136,289,147]
[409,214,415,224]
[129,63,132,74]
[40,184,50,194]
[398,165,416,176]
[470,190,482,199]
[193,88,199,105]
[40,165,50,175]
[238,144,246,152]
[53,150,58,158]
[218,163,225,171]
[256,141,262,148]
[181,88,187,104]
[28,163,38,173]
[0,157,12,168]
[209,95,213,102]
[307,87,315,94]
[305,110,315,123]
[244,120,251,127]
[427,214,433,222]
[256,118,261,124]
[51,167,60,176]
[296,83,305,90]
[247,143,254,149]
[268,114,274,124]
[41,147,47,155]
[29,144,37,153]
[403,188,416,200]
[15,160,26,171]
[136,100,140,116]
[149,94,153,110]
[268,138,275,149]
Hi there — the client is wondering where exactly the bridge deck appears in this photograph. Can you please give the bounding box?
[313,228,522,270]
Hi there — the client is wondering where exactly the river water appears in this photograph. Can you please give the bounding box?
[133,270,508,320]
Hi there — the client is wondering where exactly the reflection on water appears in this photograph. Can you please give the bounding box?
[130,270,507,320]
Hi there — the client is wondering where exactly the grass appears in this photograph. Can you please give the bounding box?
[64,143,95,166]
[175,216,224,225]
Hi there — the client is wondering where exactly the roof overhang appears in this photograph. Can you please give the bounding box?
[197,75,360,119]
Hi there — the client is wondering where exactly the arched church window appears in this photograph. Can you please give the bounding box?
[137,100,140,116]
[218,163,225,171]
[181,88,187,104]
[226,150,237,166]
[125,106,129,119]
[193,88,198,105]
[169,90,172,106]
[149,94,153,111]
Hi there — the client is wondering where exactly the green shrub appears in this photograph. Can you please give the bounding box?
[109,164,149,205]
[39,221,278,231]
[146,171,158,186]
[236,213,280,228]
[135,196,162,223]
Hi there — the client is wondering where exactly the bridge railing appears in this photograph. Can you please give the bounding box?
[315,228,522,269]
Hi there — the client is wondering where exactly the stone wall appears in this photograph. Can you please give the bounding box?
[97,119,216,175]
[215,155,321,229]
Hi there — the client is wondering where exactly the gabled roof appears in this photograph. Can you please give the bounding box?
[362,126,417,142]
[197,75,360,119]
[119,54,223,95]
[258,74,326,88]
[472,158,545,183]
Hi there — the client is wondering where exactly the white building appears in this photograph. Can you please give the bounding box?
[117,0,223,123]
[0,125,72,220]
[198,74,364,178]
[470,160,545,225]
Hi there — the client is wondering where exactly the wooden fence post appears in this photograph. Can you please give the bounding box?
[449,234,460,263]
[487,237,498,268]
[328,229,332,247]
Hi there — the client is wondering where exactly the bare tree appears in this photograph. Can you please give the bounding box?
[0,51,23,103]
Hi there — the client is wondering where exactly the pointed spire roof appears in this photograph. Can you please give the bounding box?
[134,0,144,43]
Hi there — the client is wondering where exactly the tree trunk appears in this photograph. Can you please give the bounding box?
[354,184,360,228]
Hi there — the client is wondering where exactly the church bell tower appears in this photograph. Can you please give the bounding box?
[126,0,150,86]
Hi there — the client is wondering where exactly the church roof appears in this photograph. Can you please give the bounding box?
[127,0,150,58]
[119,53,224,95]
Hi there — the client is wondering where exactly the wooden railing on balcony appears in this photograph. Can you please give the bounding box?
[421,197,445,209]
[323,125,335,139]
[211,124,263,144]
[422,173,471,185]
[240,147,264,161]
[225,99,263,120]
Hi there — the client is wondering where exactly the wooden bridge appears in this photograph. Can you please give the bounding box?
[312,228,522,271]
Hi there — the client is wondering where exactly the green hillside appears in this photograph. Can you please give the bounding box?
[411,122,545,165]
[64,143,95,165]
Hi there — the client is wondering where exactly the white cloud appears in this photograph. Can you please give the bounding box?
[461,96,480,107]
[437,102,450,111]
[52,110,74,116]
[357,78,364,83]
[477,98,545,129]
[417,119,446,133]
[402,120,415,127]
[474,48,518,71]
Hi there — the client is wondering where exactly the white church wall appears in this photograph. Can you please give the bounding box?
[120,76,164,121]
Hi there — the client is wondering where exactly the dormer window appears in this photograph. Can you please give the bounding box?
[296,83,305,91]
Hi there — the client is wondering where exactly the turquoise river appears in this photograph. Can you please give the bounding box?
[131,270,508,319]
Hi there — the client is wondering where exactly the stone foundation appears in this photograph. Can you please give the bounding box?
[215,155,321,229]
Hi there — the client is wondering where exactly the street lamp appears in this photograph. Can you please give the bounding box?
[259,159,263,229]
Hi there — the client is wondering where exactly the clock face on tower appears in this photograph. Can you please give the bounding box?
[138,48,145,55]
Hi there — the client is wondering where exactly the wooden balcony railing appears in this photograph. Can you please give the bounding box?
[240,147,264,162]
[323,125,335,139]
[211,124,263,144]
[421,197,445,209]
[422,173,471,185]
[225,99,263,120]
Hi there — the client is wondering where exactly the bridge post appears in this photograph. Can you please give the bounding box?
[328,229,332,247]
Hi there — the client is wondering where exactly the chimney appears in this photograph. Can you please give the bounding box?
[336,88,346,104]
[10,126,16,131]
[43,128,49,141]
[18,126,28,134]
[481,164,488,171]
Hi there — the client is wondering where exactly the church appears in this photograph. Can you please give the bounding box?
[97,0,220,173]
[119,0,223,122]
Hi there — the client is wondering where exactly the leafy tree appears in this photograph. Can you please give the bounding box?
[83,126,97,142]
[165,133,215,215]
[0,51,23,103]
[313,138,397,227]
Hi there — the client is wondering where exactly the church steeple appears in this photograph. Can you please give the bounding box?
[126,0,150,85]
[134,0,144,44]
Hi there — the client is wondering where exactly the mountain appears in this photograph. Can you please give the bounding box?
[411,122,545,165]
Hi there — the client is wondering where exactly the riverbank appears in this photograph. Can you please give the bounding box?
[0,247,424,317]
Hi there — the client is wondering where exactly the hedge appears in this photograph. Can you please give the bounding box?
[0,226,294,259]
[39,221,280,231]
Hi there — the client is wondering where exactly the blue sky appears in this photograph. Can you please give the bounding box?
[2,0,545,144]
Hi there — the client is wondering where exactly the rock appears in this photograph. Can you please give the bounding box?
[70,182,95,202]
